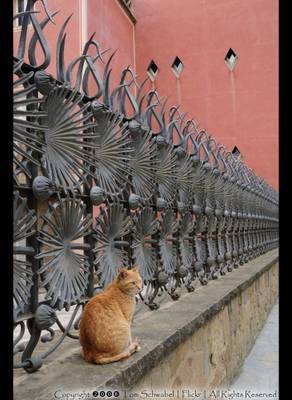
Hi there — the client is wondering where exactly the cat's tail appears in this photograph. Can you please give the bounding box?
[92,349,135,365]
[81,342,140,365]
[81,347,96,363]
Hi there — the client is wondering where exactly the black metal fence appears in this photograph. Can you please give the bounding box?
[13,1,278,373]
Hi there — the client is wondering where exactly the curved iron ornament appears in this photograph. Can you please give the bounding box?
[177,211,197,291]
[13,61,47,185]
[155,138,177,204]
[91,109,132,197]
[176,149,193,210]
[35,197,92,310]
[13,192,36,313]
[159,209,179,275]
[64,34,106,100]
[15,0,55,71]
[179,212,194,270]
[145,91,178,204]
[169,108,193,210]
[40,84,97,192]
[93,202,132,286]
[15,303,82,373]
[131,207,159,281]
[129,128,157,201]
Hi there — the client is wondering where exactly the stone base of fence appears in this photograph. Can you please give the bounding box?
[14,249,278,400]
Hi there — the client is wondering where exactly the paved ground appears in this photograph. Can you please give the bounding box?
[230,299,279,396]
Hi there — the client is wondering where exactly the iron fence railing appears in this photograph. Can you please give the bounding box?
[13,0,278,373]
[121,0,134,11]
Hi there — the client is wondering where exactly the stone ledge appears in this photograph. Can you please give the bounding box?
[14,249,278,399]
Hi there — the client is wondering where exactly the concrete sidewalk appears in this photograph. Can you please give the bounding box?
[230,299,279,396]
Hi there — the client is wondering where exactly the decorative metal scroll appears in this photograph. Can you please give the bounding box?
[40,85,97,192]
[169,107,193,211]
[131,207,159,281]
[13,191,36,313]
[155,138,177,204]
[159,209,179,275]
[13,1,278,374]
[13,61,47,185]
[178,211,196,291]
[129,128,157,201]
[93,203,132,286]
[179,212,194,271]
[36,198,92,310]
[91,110,132,197]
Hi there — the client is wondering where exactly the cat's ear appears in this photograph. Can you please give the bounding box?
[132,265,139,272]
[118,268,128,280]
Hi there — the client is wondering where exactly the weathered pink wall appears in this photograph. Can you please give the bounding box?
[135,0,278,189]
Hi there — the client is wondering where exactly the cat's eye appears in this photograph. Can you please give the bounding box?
[131,282,136,285]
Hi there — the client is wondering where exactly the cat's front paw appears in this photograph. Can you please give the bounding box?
[133,336,140,344]
[132,341,141,352]
[135,343,141,352]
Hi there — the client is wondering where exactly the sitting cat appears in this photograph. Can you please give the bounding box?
[79,266,142,364]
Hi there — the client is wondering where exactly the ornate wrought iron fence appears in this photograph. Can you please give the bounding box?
[13,0,279,373]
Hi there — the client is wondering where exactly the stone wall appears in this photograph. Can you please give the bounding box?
[134,262,278,391]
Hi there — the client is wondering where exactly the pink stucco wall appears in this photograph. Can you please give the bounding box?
[135,0,278,189]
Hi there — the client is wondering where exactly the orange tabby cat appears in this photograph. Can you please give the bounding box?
[79,266,142,364]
